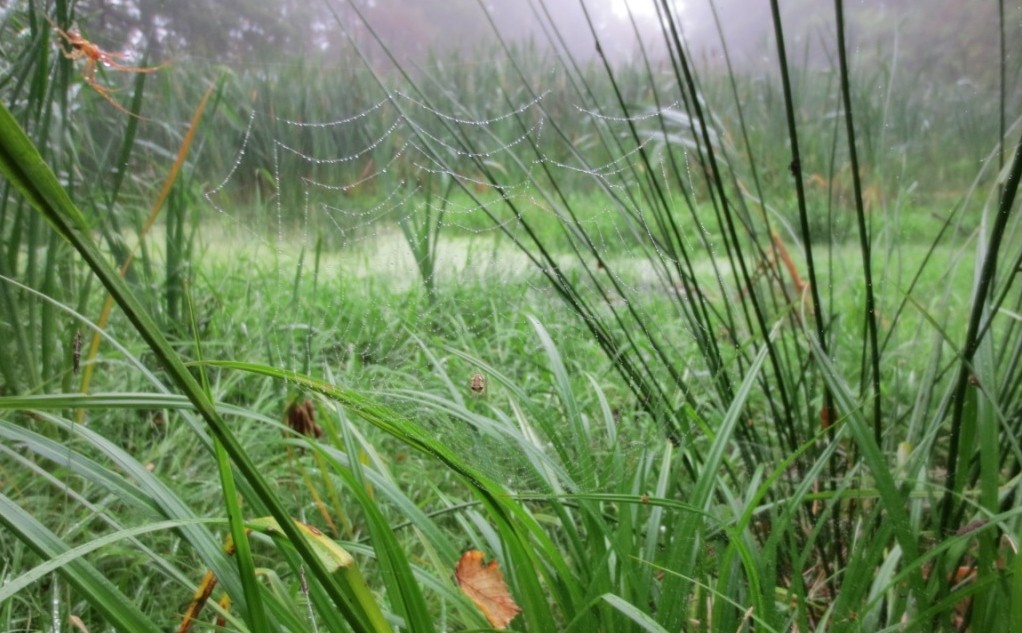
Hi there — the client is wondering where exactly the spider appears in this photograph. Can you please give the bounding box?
[48,18,166,117]
[469,372,486,395]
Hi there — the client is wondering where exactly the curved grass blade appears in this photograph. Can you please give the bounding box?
[248,516,394,633]
[200,358,571,629]
[658,320,777,628]
[330,400,435,633]
[0,492,164,633]
[0,100,378,632]
[78,84,216,415]
[804,332,927,604]
[0,518,217,604]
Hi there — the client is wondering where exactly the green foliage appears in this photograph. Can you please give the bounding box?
[2,1,1022,632]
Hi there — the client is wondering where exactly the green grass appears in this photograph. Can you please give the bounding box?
[0,218,997,630]
[2,1,1022,631]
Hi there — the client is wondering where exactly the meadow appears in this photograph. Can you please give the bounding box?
[1,1,1021,632]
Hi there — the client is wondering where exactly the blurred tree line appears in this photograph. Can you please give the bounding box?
[4,0,1018,88]
[36,0,619,63]
[682,0,1019,92]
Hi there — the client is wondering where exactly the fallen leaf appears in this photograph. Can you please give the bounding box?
[455,549,521,630]
[285,399,322,439]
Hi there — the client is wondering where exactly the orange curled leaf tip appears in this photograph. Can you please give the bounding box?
[454,550,521,630]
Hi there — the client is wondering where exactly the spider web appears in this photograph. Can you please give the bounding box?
[196,52,709,496]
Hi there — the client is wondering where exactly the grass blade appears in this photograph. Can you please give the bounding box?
[0,492,164,633]
[0,98,379,632]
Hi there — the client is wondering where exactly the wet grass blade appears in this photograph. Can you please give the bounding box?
[0,99,384,632]
[0,492,164,633]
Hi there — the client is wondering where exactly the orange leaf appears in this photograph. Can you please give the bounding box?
[454,550,521,630]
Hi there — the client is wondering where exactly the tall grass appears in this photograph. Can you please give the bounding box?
[1,1,1021,632]
[334,0,1022,628]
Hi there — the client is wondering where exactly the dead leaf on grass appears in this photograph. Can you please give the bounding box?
[454,549,521,630]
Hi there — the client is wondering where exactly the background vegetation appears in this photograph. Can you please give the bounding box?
[1,0,1021,632]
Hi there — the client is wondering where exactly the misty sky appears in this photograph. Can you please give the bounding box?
[348,0,881,69]
[88,0,1010,89]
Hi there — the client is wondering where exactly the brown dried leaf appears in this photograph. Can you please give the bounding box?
[285,399,322,439]
[455,550,521,630]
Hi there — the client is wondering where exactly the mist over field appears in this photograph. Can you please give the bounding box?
[2,1,1021,631]
[62,0,1015,86]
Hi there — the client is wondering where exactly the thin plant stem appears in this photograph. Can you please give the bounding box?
[940,129,1022,534]
[834,0,882,445]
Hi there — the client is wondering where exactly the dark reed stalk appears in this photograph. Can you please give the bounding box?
[834,1,882,444]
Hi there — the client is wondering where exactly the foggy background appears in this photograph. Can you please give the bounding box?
[72,0,1015,90]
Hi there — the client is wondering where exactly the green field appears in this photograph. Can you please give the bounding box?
[2,2,1022,632]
